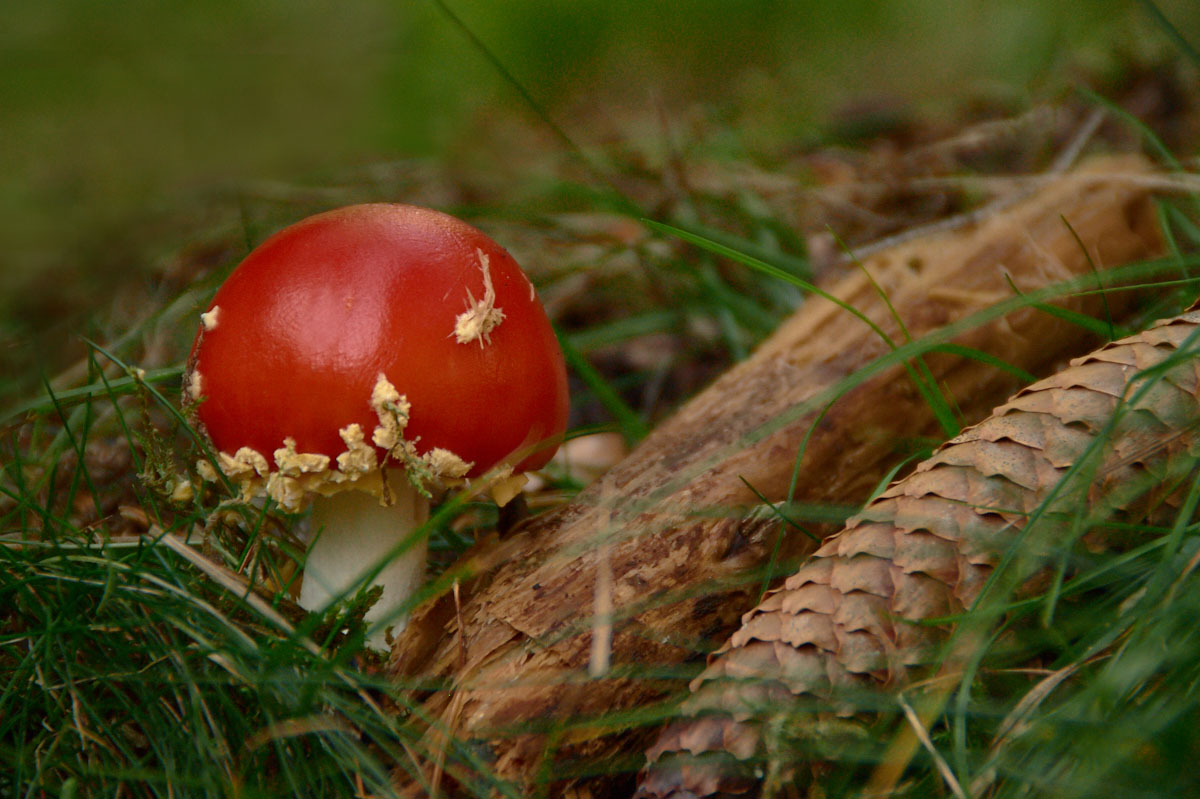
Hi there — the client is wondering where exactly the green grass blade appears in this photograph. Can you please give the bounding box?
[558,332,650,444]
[1136,0,1200,66]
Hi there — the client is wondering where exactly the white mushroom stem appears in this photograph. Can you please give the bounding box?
[299,471,429,649]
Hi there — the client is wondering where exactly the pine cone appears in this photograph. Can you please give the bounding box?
[638,308,1200,798]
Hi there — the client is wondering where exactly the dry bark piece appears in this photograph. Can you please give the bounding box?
[388,156,1164,794]
[637,308,1200,799]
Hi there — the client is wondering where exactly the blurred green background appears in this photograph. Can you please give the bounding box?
[3,0,1197,333]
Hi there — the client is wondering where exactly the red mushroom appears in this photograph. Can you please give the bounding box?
[183,203,569,646]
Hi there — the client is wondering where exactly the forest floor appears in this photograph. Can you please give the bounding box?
[4,47,1200,799]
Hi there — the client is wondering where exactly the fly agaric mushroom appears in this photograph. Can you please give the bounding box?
[183,203,568,645]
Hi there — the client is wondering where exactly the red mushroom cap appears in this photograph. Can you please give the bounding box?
[186,203,568,480]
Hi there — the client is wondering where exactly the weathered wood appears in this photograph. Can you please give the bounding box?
[388,156,1165,794]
